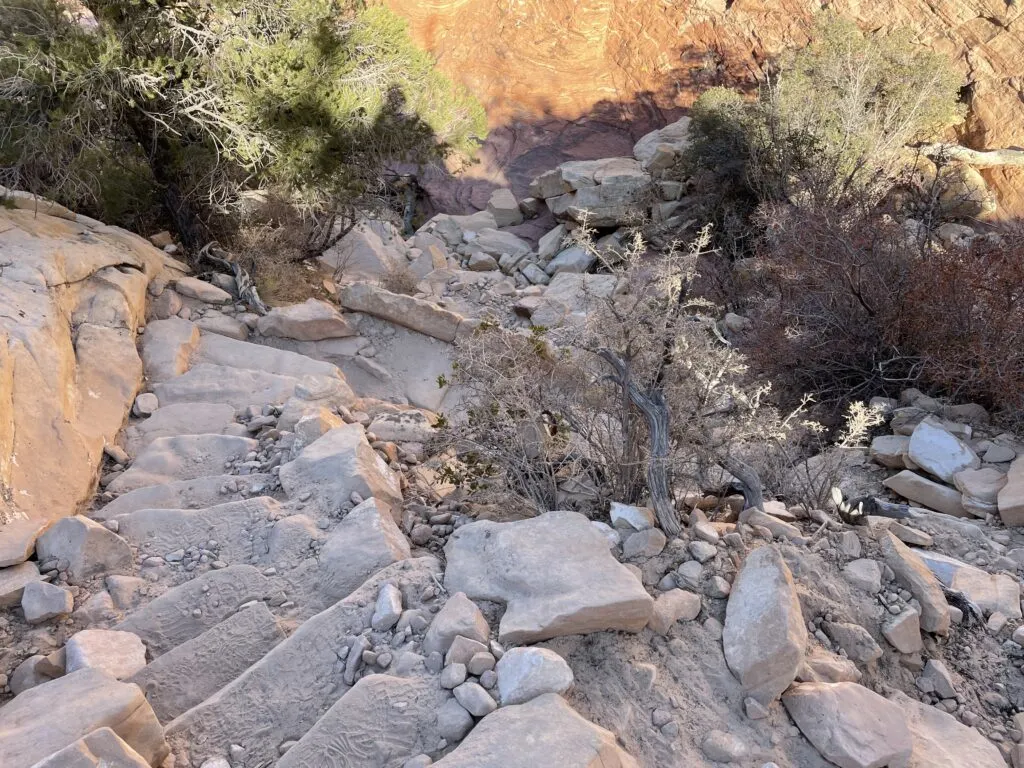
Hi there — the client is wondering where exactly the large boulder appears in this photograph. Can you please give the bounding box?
[999,456,1024,526]
[339,282,464,342]
[444,510,653,644]
[422,591,490,657]
[915,549,1021,620]
[0,668,168,768]
[783,682,913,768]
[463,228,532,260]
[883,470,967,517]
[632,116,691,171]
[256,299,356,341]
[319,222,404,283]
[279,424,403,514]
[317,498,411,605]
[432,694,639,767]
[893,691,1005,768]
[486,188,525,227]
[35,516,133,585]
[29,727,152,768]
[0,204,168,540]
[722,545,807,705]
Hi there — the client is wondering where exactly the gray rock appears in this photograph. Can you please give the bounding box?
[436,698,474,742]
[647,590,701,634]
[882,608,923,653]
[842,559,882,594]
[21,580,74,624]
[453,682,497,717]
[916,659,957,698]
[0,561,41,608]
[371,583,404,631]
[701,730,748,763]
[908,418,980,483]
[822,621,882,663]
[256,299,355,341]
[783,682,913,768]
[423,592,490,657]
[441,663,468,689]
[35,516,132,585]
[723,546,807,705]
[29,726,152,768]
[495,647,574,705]
[622,528,667,558]
[66,629,148,680]
[879,532,950,635]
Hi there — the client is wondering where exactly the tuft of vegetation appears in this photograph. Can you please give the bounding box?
[682,16,965,235]
[0,0,486,247]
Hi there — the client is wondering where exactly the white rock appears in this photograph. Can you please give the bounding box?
[883,470,967,517]
[608,501,654,531]
[371,583,403,631]
[256,299,355,341]
[908,418,980,483]
[893,691,1005,767]
[879,532,950,635]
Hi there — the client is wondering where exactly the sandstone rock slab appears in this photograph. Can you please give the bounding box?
[723,545,807,705]
[0,561,41,608]
[66,629,148,680]
[908,418,980,483]
[883,470,967,517]
[35,516,132,584]
[783,682,913,768]
[432,694,639,768]
[116,565,269,657]
[173,277,231,304]
[129,602,284,722]
[893,690,1005,768]
[339,282,463,342]
[279,424,402,514]
[106,434,259,494]
[0,668,167,768]
[879,532,950,635]
[21,580,74,624]
[495,647,574,705]
[444,510,654,644]
[422,591,490,657]
[916,549,1021,620]
[256,299,356,341]
[91,473,274,521]
[999,456,1024,527]
[28,727,151,768]
[141,317,199,383]
[121,402,238,456]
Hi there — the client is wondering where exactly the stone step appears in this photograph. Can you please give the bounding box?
[116,565,270,657]
[113,496,281,565]
[275,673,448,768]
[0,668,169,768]
[91,474,276,521]
[121,402,239,457]
[129,602,285,723]
[194,332,342,380]
[153,363,349,411]
[165,557,442,768]
[106,434,259,494]
[432,693,639,768]
[29,727,151,768]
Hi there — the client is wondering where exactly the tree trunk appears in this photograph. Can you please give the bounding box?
[598,349,681,536]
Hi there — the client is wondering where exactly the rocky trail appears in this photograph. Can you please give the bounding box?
[2,124,1024,768]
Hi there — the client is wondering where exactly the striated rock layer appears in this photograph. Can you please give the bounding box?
[385,0,1024,217]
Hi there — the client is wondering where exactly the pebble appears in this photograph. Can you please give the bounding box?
[441,663,467,689]
[453,682,497,717]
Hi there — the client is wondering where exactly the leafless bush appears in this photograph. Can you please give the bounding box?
[434,225,809,533]
[378,264,419,296]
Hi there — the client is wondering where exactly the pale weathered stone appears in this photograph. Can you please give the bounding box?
[35,516,132,584]
[368,411,435,443]
[28,727,151,768]
[0,668,168,767]
[21,580,74,624]
[883,608,923,654]
[883,470,967,517]
[647,589,701,634]
[141,317,199,383]
[822,621,882,663]
[843,559,882,594]
[317,499,411,606]
[66,629,148,680]
[339,282,463,342]
[486,189,525,227]
[783,682,913,768]
[953,466,1007,517]
[0,561,41,608]
[423,591,490,657]
[320,223,404,282]
[879,532,950,635]
[107,434,258,494]
[257,299,356,341]
[907,418,980,483]
[495,647,574,705]
[194,312,248,341]
[609,501,654,531]
[129,603,284,722]
[279,424,402,514]
[999,456,1024,527]
[444,511,653,644]
[916,549,1021,620]
[723,545,807,705]
[432,694,639,768]
[893,691,1005,768]
[870,435,910,469]
[173,276,232,304]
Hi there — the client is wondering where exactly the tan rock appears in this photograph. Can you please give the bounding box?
[916,549,1021,620]
[173,276,232,304]
[723,545,807,705]
[432,694,639,768]
[140,317,199,383]
[0,561,42,608]
[339,281,463,342]
[66,630,147,681]
[28,727,151,768]
[879,532,950,635]
[883,470,967,517]
[783,682,913,768]
[870,435,910,468]
[647,589,701,634]
[0,668,168,768]
[999,456,1024,527]
[907,418,980,483]
[444,510,654,644]
[256,298,356,341]
[894,690,1005,767]
[423,591,489,657]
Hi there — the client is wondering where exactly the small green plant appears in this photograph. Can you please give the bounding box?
[436,374,448,389]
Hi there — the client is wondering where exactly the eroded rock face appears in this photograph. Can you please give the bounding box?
[444,510,654,644]
[0,206,175,548]
[384,0,1024,218]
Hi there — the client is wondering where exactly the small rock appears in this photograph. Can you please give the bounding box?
[688,540,717,563]
[371,583,403,631]
[21,580,74,624]
[467,651,496,676]
[623,528,667,558]
[441,663,468,689]
[916,659,957,698]
[647,589,702,634]
[66,629,147,680]
[453,681,497,717]
[495,646,574,705]
[882,609,923,654]
[133,393,159,417]
[702,730,748,762]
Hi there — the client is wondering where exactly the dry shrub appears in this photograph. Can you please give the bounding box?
[378,264,419,296]
[746,203,1024,422]
[899,229,1024,418]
